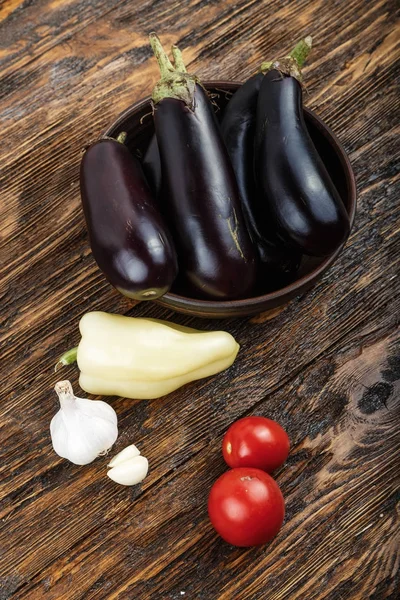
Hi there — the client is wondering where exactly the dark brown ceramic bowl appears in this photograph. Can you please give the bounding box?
[104,81,356,318]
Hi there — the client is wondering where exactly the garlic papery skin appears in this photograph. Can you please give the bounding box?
[50,380,118,465]
[108,444,141,468]
[107,455,148,486]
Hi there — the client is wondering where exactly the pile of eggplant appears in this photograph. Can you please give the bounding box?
[80,34,350,302]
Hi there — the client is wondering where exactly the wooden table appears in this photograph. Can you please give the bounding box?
[1,0,399,598]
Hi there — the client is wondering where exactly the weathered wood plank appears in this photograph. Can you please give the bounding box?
[8,324,400,599]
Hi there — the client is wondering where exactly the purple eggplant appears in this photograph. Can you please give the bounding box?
[80,134,178,300]
[254,38,350,256]
[221,73,301,285]
[142,134,161,198]
[149,34,257,300]
[221,73,264,237]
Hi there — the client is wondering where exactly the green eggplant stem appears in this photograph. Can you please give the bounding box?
[149,33,175,79]
[149,32,198,106]
[260,36,312,80]
[116,131,127,144]
[289,36,313,69]
[171,45,187,72]
[55,347,78,372]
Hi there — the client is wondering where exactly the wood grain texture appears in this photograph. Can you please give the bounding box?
[0,0,399,599]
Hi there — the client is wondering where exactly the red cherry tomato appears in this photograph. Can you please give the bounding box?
[222,416,290,473]
[208,468,285,547]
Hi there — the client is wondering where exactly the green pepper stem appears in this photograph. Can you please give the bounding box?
[55,347,78,372]
[116,131,127,144]
[289,36,312,69]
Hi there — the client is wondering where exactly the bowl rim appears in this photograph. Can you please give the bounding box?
[104,80,357,311]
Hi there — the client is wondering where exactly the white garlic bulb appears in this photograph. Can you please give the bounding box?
[50,380,118,465]
[107,445,148,485]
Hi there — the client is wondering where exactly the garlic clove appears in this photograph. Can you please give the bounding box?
[108,444,141,468]
[50,380,118,465]
[107,455,149,486]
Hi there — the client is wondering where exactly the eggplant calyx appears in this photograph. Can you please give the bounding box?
[149,32,199,107]
[260,36,312,82]
[116,131,127,144]
[99,133,127,145]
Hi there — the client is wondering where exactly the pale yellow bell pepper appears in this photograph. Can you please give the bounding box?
[57,311,239,399]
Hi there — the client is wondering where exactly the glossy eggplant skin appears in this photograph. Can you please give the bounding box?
[255,70,350,257]
[221,73,264,239]
[153,83,257,300]
[142,134,162,198]
[80,138,178,300]
[221,73,301,284]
